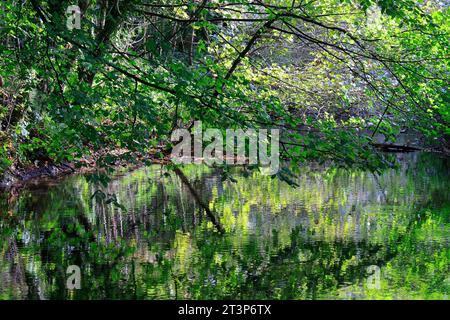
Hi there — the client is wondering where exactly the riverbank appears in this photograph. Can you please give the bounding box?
[0,148,170,191]
[1,138,448,192]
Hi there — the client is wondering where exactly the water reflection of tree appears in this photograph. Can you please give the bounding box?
[0,154,448,299]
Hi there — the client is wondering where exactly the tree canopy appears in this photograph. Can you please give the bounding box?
[0,0,448,179]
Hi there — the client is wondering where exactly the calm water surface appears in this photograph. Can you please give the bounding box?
[0,153,449,299]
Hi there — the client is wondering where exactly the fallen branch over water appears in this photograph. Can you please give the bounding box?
[371,143,421,153]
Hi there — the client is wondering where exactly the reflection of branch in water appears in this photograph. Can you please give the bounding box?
[173,167,224,234]
[372,172,387,203]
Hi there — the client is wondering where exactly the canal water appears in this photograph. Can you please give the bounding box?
[0,152,448,299]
